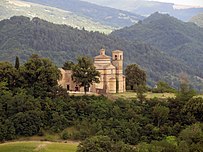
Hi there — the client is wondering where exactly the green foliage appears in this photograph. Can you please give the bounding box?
[152,104,170,127]
[176,83,197,101]
[112,12,203,90]
[12,111,42,136]
[0,62,19,89]
[0,55,203,151]
[77,136,112,152]
[72,56,100,94]
[152,81,176,93]
[136,85,147,102]
[178,123,203,152]
[62,61,74,70]
[0,119,16,141]
[125,64,146,91]
[0,16,201,89]
[183,97,203,121]
[61,130,69,140]
[111,12,203,83]
[20,54,61,98]
[77,135,136,152]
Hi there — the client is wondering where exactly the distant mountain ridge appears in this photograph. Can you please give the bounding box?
[21,0,144,28]
[82,0,203,21]
[1,16,201,88]
[190,13,203,28]
[0,0,113,33]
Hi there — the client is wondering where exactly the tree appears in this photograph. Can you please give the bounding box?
[72,56,100,94]
[77,135,136,152]
[77,135,112,152]
[136,85,147,102]
[176,73,196,101]
[15,56,20,70]
[125,64,146,91]
[152,104,170,127]
[0,119,16,141]
[183,97,203,121]
[152,81,176,93]
[13,111,42,136]
[178,123,203,151]
[62,61,74,70]
[21,54,61,98]
[0,62,18,89]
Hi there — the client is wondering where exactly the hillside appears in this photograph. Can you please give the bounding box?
[0,0,113,33]
[0,16,200,88]
[190,13,203,28]
[111,12,203,84]
[82,0,203,21]
[21,0,144,28]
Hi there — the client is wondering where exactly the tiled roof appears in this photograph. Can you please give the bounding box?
[94,54,111,59]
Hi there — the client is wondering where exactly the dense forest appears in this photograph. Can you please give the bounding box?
[0,55,203,152]
[0,16,202,89]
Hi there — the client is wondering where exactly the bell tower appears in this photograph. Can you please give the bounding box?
[112,50,123,75]
[112,50,125,93]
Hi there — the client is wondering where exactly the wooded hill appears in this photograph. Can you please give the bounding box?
[111,12,203,89]
[0,16,202,89]
[0,0,113,33]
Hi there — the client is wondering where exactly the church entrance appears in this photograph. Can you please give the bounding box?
[75,85,79,91]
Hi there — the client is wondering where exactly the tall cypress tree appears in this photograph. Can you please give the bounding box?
[15,56,20,69]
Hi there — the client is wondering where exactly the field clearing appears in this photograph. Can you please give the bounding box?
[112,92,175,99]
[0,141,78,152]
[196,94,203,98]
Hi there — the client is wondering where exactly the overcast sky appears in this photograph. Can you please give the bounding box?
[149,0,203,7]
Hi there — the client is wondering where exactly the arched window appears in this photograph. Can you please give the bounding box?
[115,55,117,60]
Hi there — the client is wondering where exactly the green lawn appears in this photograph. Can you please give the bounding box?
[0,141,78,152]
[111,91,175,100]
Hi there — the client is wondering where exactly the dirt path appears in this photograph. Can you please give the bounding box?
[34,143,49,151]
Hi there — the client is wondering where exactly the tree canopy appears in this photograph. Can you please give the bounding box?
[125,64,146,90]
[20,54,61,98]
[72,56,100,94]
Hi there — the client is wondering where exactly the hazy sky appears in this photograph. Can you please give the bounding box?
[149,0,203,7]
[83,0,203,7]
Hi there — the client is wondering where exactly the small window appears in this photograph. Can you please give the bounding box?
[120,55,122,60]
[67,85,70,91]
[115,55,117,60]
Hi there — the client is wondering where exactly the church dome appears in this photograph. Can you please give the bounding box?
[94,49,111,65]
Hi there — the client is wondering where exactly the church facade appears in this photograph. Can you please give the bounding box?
[58,49,126,94]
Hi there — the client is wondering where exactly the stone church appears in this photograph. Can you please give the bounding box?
[58,49,126,94]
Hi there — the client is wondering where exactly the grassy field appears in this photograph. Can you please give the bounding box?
[111,92,175,100]
[0,141,78,152]
[197,94,203,98]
